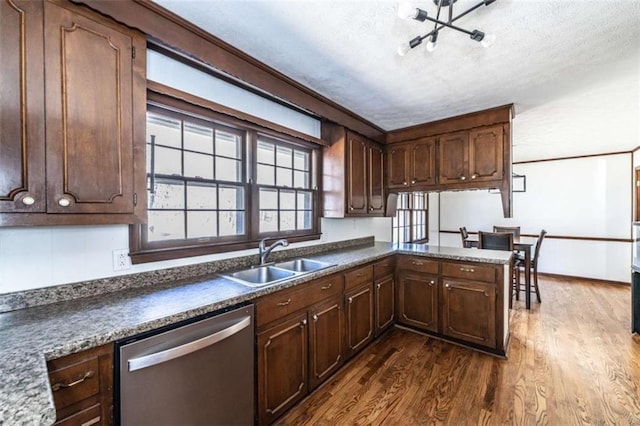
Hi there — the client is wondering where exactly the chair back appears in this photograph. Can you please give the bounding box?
[493,226,521,238]
[459,227,469,245]
[478,231,514,251]
[533,229,547,262]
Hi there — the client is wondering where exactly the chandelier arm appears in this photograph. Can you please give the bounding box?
[420,15,475,36]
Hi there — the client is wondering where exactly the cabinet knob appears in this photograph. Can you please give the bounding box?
[403,181,408,186]
[460,176,467,181]
[411,179,416,184]
[57,197,71,207]
[349,206,354,211]
[471,174,478,180]
[348,297,353,304]
[445,283,451,289]
[301,319,308,326]
[313,314,319,322]
[21,195,35,206]
[429,280,435,286]
[377,283,382,289]
[369,206,374,212]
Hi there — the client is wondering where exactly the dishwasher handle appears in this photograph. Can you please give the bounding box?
[128,315,251,372]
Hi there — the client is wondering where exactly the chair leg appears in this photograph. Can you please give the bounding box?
[533,266,541,303]
[515,266,520,301]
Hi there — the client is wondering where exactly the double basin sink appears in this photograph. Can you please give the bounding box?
[220,258,336,287]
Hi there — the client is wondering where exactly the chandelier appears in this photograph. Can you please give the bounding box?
[397,0,496,55]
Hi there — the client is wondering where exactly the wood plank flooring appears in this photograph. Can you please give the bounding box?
[277,276,640,425]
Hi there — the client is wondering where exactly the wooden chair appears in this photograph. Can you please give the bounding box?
[459,227,471,248]
[493,226,521,238]
[515,229,547,303]
[479,231,520,308]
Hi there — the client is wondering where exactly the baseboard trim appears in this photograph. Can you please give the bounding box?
[538,272,629,286]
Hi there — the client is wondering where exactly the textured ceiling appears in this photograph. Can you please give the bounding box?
[151,0,640,161]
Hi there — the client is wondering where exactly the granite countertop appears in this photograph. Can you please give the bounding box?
[0,241,511,425]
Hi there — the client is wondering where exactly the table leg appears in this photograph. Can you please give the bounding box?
[525,248,531,309]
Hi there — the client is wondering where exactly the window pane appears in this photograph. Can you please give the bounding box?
[259,188,278,210]
[297,211,312,230]
[147,112,181,149]
[155,146,182,176]
[280,211,295,231]
[187,182,217,210]
[184,151,213,179]
[216,130,242,159]
[215,157,242,182]
[294,171,309,189]
[219,211,244,236]
[257,164,275,185]
[280,190,295,210]
[147,211,185,242]
[187,211,217,239]
[149,179,184,209]
[260,211,278,233]
[257,141,274,164]
[293,150,309,170]
[219,186,244,209]
[276,167,292,187]
[297,191,312,210]
[184,122,213,154]
[276,146,292,167]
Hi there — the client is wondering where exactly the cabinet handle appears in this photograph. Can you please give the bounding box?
[21,194,35,206]
[411,261,424,266]
[301,319,307,326]
[321,283,332,290]
[471,174,478,179]
[460,267,475,273]
[57,197,71,207]
[313,314,318,322]
[348,297,353,304]
[460,176,467,181]
[277,298,291,306]
[51,370,95,392]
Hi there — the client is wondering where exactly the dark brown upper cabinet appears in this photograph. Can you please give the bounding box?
[322,123,385,218]
[387,136,437,189]
[0,0,146,226]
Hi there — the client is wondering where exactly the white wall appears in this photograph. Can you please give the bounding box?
[0,217,392,294]
[438,154,633,283]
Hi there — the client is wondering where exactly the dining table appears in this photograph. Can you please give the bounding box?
[465,235,538,309]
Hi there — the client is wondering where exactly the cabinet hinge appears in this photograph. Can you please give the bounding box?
[133,193,137,206]
[132,46,136,59]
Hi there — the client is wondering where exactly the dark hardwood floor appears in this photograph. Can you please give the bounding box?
[277,276,640,425]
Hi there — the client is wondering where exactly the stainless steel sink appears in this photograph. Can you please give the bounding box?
[220,258,335,287]
[273,258,334,273]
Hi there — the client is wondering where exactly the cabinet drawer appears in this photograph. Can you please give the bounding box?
[56,403,102,426]
[374,257,395,280]
[48,357,100,410]
[441,262,496,283]
[396,256,439,274]
[256,274,343,328]
[344,264,374,290]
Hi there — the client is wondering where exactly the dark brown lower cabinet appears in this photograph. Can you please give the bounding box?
[374,274,395,337]
[256,312,308,425]
[344,283,374,359]
[308,297,344,390]
[397,272,439,333]
[441,278,497,348]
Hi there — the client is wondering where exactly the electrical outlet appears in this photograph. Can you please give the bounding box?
[113,249,131,271]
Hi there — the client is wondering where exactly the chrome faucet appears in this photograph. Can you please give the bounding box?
[259,238,289,265]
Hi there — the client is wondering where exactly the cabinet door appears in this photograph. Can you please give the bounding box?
[441,278,496,348]
[344,283,374,359]
[468,125,504,182]
[257,313,308,425]
[374,275,395,337]
[308,297,344,390]
[0,0,46,213]
[346,132,367,215]
[397,272,438,332]
[44,1,141,214]
[368,144,385,215]
[410,137,437,186]
[387,144,409,188]
[438,132,469,185]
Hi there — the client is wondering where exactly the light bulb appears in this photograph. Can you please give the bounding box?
[397,2,417,20]
[426,40,437,52]
[397,42,411,56]
[481,33,496,48]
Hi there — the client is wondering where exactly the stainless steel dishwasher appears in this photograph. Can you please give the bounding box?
[115,303,254,425]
